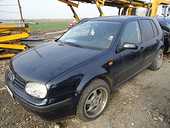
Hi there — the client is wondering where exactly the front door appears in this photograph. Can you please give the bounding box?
[112,20,143,85]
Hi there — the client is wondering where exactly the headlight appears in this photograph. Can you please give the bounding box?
[25,82,47,99]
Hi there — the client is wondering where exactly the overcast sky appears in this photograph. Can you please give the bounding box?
[0,0,151,20]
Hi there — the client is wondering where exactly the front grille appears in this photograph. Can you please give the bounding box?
[13,74,26,89]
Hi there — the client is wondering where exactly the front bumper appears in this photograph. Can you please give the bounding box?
[14,93,75,118]
[5,80,76,119]
[14,93,74,113]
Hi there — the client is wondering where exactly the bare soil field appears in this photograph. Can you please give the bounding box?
[0,55,170,128]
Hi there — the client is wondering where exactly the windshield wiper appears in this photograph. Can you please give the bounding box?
[63,42,84,48]
[61,41,103,50]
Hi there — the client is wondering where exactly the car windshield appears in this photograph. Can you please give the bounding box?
[59,21,121,50]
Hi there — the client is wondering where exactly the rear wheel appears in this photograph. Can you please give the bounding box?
[77,79,110,121]
[149,49,163,71]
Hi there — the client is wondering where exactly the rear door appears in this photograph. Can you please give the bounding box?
[139,19,160,66]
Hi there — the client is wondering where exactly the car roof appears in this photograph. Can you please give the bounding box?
[86,16,153,23]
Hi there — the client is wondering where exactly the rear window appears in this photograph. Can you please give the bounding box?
[140,20,154,41]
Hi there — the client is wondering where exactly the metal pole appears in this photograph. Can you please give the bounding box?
[69,5,80,22]
[17,0,24,24]
[96,5,104,16]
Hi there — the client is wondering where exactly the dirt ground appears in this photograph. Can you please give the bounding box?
[0,55,170,128]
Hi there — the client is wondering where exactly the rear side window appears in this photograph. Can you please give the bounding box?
[150,20,159,36]
[140,20,154,41]
[121,21,141,45]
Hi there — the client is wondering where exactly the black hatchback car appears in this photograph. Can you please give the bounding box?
[157,17,170,53]
[5,16,164,121]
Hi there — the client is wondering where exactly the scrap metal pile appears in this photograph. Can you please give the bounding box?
[0,23,29,59]
[0,0,30,59]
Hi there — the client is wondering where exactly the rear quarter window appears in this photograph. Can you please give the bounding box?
[139,20,154,41]
[150,20,159,37]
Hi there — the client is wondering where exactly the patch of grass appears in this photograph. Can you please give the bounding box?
[29,20,69,32]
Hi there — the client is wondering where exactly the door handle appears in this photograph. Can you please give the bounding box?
[139,46,144,52]
[140,46,144,50]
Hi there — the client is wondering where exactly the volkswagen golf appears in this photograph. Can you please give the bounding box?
[5,16,164,121]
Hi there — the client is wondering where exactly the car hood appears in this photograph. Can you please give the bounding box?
[12,42,101,83]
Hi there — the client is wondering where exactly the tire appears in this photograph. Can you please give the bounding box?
[149,49,163,71]
[77,79,111,121]
[164,39,169,53]
[164,44,169,53]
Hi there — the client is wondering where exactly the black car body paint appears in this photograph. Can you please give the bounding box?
[5,16,163,119]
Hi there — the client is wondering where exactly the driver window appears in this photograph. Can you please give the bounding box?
[120,21,141,46]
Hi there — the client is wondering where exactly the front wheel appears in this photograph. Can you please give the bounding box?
[149,49,163,71]
[76,79,110,121]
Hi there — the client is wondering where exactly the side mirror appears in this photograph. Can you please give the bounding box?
[122,43,138,50]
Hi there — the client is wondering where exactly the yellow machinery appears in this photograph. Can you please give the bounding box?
[58,0,170,22]
[58,0,150,22]
[0,23,30,59]
[151,0,170,16]
[0,0,30,59]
